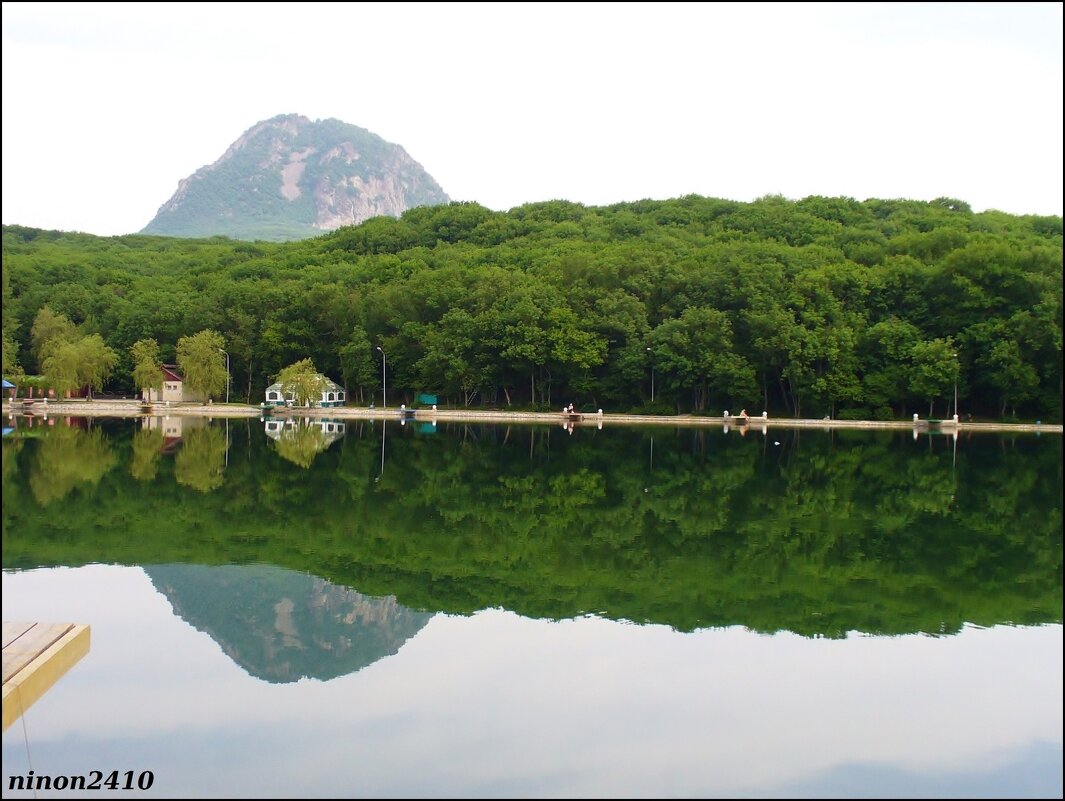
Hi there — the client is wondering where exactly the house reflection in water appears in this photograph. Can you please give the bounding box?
[264,418,346,468]
[263,418,345,441]
[141,414,205,453]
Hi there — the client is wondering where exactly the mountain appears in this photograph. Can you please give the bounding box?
[141,114,450,241]
[145,563,434,683]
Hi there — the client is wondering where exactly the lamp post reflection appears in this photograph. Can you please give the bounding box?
[376,420,386,482]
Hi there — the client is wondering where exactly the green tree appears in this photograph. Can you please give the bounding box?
[41,334,117,398]
[176,330,227,401]
[910,338,959,417]
[981,336,1039,418]
[30,306,78,369]
[861,318,921,417]
[78,334,119,398]
[2,333,22,382]
[41,341,82,397]
[338,326,377,403]
[276,358,325,407]
[649,307,757,411]
[130,338,164,400]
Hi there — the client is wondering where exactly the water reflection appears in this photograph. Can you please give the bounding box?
[2,418,1060,639]
[1,565,1060,799]
[173,426,227,492]
[128,427,164,482]
[265,418,346,468]
[144,564,431,683]
[28,423,116,506]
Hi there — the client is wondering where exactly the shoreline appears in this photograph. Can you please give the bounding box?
[3,399,1061,434]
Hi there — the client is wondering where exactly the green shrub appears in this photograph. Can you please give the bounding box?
[873,407,896,421]
[837,407,870,420]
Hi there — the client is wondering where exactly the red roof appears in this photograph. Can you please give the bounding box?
[161,364,183,382]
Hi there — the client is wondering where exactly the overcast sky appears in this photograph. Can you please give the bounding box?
[2,2,1061,237]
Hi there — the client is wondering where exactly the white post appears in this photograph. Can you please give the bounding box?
[953,351,958,419]
[376,346,386,408]
[646,347,654,403]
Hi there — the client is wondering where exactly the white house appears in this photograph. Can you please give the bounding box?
[143,365,204,403]
[264,375,346,407]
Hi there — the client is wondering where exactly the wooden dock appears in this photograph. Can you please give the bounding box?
[2,622,90,731]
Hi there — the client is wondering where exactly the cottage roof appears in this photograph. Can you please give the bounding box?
[161,364,183,382]
[265,375,343,396]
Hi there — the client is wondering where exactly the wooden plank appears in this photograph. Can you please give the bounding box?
[2,623,72,684]
[2,623,90,732]
[2,622,36,650]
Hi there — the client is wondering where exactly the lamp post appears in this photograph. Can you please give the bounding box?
[376,346,386,408]
[953,351,958,419]
[646,347,654,403]
[218,348,230,404]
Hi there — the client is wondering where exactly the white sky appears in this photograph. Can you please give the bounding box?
[2,2,1062,237]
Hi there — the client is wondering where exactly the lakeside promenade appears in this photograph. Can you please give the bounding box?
[3,398,1060,434]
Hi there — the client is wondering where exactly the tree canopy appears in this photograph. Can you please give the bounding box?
[275,358,325,407]
[2,193,1061,420]
[176,330,227,401]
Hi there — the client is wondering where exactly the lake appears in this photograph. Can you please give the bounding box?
[2,416,1061,798]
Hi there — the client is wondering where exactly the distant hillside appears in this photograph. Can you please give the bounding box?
[141,114,449,241]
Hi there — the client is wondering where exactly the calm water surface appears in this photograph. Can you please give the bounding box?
[2,417,1061,798]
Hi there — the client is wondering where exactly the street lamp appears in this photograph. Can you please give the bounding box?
[218,348,230,404]
[376,346,386,408]
[952,351,958,419]
[646,347,654,403]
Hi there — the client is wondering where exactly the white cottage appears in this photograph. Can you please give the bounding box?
[264,374,346,407]
[143,364,204,403]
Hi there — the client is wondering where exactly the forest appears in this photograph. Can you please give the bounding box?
[2,193,1062,420]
